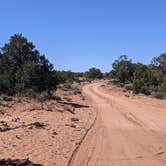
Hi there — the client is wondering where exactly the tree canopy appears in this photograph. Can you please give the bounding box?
[111,55,135,83]
[0,34,58,96]
[109,54,166,96]
[84,68,103,79]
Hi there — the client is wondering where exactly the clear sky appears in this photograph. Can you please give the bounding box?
[1,0,166,72]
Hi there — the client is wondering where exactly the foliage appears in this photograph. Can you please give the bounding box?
[55,70,74,83]
[111,55,135,83]
[151,53,166,73]
[0,34,58,96]
[63,82,72,90]
[109,54,166,97]
[55,70,84,84]
[84,67,103,79]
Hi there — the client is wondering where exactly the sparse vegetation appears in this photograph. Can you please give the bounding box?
[63,83,72,90]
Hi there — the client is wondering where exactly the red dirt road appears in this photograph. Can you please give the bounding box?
[71,82,166,166]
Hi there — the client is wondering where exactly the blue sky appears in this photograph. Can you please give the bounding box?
[1,0,166,72]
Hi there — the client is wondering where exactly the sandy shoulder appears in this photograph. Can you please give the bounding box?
[0,88,96,166]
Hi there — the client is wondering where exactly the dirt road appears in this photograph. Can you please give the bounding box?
[71,82,166,166]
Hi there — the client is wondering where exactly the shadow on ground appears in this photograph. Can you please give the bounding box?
[59,101,89,108]
[0,159,43,166]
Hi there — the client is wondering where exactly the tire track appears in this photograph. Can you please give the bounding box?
[70,81,166,166]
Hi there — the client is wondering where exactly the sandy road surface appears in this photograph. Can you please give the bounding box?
[71,82,166,166]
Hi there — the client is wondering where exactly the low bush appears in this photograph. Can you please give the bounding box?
[124,84,133,91]
[72,88,82,95]
[151,92,166,99]
[63,83,72,90]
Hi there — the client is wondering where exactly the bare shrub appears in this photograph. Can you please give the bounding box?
[151,92,166,99]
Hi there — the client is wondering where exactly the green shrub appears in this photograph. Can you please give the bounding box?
[158,82,166,92]
[63,83,72,90]
[133,79,144,94]
[84,68,103,79]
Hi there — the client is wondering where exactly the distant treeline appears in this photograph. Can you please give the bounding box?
[55,67,103,84]
[106,55,166,98]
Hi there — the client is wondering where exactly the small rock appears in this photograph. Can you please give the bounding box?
[52,131,58,135]
[64,105,75,114]
[71,117,79,122]
[65,123,76,128]
[125,94,130,97]
[12,117,20,122]
[70,123,76,128]
[16,135,21,139]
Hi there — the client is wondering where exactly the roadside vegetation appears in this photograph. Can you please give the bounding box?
[107,55,166,99]
[0,34,165,99]
[84,68,103,80]
[0,34,102,98]
[0,34,58,97]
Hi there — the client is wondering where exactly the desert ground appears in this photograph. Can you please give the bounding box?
[0,84,95,166]
[0,81,166,166]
